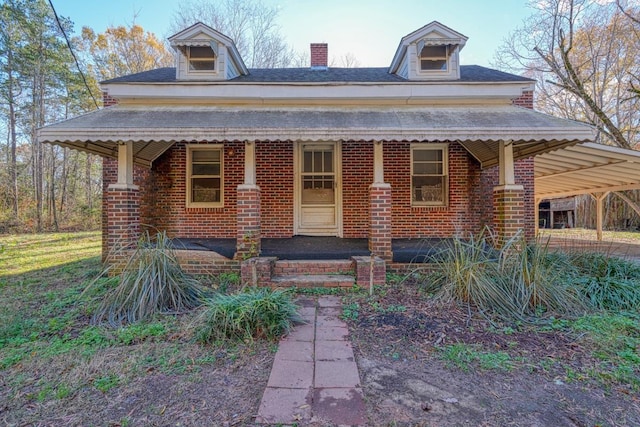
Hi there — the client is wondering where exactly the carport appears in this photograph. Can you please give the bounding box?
[535,142,640,240]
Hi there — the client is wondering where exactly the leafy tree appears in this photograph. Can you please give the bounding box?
[170,0,295,68]
[80,24,173,81]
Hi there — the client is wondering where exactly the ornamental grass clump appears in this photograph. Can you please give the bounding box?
[91,230,206,326]
[195,288,301,343]
[430,229,586,321]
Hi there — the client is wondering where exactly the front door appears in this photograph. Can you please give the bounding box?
[295,143,341,236]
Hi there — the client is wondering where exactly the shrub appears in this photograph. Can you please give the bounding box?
[90,230,206,326]
[195,288,301,343]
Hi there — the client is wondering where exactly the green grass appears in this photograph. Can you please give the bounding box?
[0,232,270,421]
[439,343,516,372]
[0,231,101,277]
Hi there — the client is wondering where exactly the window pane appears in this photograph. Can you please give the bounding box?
[414,149,442,162]
[420,45,447,58]
[192,150,220,162]
[313,151,322,172]
[189,46,215,59]
[421,59,447,71]
[414,162,442,175]
[193,163,220,176]
[323,151,333,172]
[189,60,215,71]
[192,178,220,203]
[303,151,312,172]
[412,176,444,203]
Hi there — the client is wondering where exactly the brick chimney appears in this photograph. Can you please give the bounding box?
[310,43,328,70]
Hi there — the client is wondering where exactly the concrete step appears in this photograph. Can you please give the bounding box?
[271,274,355,288]
[274,259,354,276]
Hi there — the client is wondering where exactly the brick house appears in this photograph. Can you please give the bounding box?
[38,21,594,286]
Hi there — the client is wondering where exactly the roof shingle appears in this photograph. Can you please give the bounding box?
[101,65,533,84]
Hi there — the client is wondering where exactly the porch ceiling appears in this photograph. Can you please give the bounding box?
[535,142,640,199]
[38,105,595,167]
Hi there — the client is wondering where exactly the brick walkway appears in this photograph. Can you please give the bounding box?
[256,295,367,426]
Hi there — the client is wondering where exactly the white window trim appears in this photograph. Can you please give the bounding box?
[186,144,224,208]
[411,143,449,207]
[186,46,218,75]
[419,45,449,73]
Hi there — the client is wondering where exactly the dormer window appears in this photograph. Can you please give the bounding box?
[187,46,216,71]
[420,45,448,71]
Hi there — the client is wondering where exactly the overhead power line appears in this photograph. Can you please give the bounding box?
[47,0,100,110]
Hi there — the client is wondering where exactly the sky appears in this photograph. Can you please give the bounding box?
[52,0,535,68]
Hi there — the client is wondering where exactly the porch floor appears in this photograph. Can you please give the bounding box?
[172,236,450,263]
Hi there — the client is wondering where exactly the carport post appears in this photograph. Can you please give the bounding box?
[591,192,610,241]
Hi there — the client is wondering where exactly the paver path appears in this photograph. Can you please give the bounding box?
[256,295,367,426]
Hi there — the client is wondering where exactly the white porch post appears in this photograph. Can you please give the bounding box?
[498,140,515,186]
[373,140,384,183]
[244,140,256,185]
[116,141,135,187]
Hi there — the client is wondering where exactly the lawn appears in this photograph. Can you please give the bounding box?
[0,232,273,426]
[1,231,639,426]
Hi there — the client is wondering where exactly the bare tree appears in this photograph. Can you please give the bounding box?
[617,0,640,99]
[170,0,295,68]
[493,0,640,149]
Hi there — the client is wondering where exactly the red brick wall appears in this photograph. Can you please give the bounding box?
[512,90,534,109]
[385,141,475,237]
[256,141,294,237]
[102,138,535,244]
[469,158,535,240]
[342,141,373,238]
[143,141,243,237]
[102,91,118,107]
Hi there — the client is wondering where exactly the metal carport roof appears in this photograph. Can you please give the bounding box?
[535,142,640,199]
[535,142,640,240]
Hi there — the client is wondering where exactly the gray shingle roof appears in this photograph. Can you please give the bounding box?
[101,65,533,84]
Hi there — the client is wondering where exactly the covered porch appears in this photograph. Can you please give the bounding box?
[37,104,596,269]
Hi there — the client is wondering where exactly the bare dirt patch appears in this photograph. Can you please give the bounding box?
[1,340,274,426]
[346,284,640,427]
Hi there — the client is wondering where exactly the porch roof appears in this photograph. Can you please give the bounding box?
[37,105,595,167]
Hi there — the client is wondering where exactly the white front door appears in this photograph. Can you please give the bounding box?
[295,142,341,236]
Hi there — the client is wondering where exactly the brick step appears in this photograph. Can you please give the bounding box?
[270,274,355,288]
[274,260,354,276]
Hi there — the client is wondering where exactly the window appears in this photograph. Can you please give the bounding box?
[420,45,448,71]
[187,146,222,207]
[411,144,448,206]
[187,46,216,71]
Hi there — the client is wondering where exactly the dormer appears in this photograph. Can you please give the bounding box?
[168,22,248,81]
[389,21,467,81]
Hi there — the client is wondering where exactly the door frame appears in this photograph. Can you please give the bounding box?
[293,141,343,236]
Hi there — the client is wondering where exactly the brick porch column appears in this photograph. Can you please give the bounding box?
[236,184,261,259]
[106,184,140,257]
[105,141,140,265]
[369,183,392,261]
[493,184,524,247]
